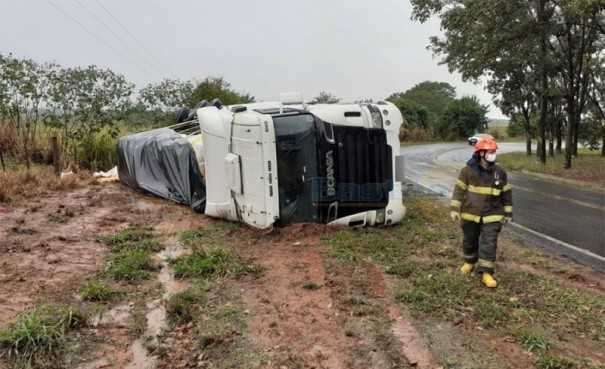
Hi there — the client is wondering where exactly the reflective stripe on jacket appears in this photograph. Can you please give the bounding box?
[450,157,513,223]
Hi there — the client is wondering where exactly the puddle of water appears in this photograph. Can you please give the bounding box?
[124,340,156,369]
[90,304,132,327]
[82,242,189,369]
[145,299,166,337]
[157,243,187,299]
[73,358,110,369]
[122,242,188,369]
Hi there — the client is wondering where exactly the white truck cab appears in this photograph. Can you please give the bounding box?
[196,93,406,229]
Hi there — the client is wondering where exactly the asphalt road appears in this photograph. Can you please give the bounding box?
[400,142,605,272]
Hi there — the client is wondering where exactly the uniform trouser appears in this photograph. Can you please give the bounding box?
[461,220,502,275]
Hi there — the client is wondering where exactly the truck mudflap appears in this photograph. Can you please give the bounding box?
[328,182,406,227]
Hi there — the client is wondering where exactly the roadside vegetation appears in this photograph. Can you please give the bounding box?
[498,149,605,187]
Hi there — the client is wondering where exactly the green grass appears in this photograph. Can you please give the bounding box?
[100,226,164,283]
[178,221,240,248]
[473,300,505,327]
[105,249,157,282]
[171,247,265,280]
[534,355,576,369]
[0,305,85,368]
[102,227,155,246]
[384,262,416,277]
[175,288,267,369]
[302,280,321,290]
[166,286,206,327]
[79,280,120,301]
[509,328,551,352]
[320,197,605,364]
[497,149,605,185]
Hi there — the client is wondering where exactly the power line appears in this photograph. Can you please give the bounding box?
[74,0,170,80]
[94,0,179,79]
[46,0,162,81]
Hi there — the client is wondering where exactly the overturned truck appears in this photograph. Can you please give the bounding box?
[118,93,406,229]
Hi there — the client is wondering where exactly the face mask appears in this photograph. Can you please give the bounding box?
[485,153,497,163]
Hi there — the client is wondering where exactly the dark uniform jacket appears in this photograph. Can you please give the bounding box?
[450,157,513,223]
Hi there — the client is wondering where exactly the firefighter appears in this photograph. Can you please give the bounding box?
[450,137,513,288]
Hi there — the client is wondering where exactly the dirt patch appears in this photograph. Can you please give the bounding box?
[1,182,603,369]
[238,231,356,368]
[0,184,135,324]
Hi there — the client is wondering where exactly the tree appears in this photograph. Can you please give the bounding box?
[410,0,605,168]
[587,42,605,156]
[46,65,134,169]
[553,2,604,168]
[388,81,456,130]
[139,78,194,111]
[186,77,254,107]
[490,61,538,156]
[138,78,194,126]
[437,96,489,139]
[390,98,429,129]
[313,91,341,104]
[387,81,456,132]
[0,53,56,169]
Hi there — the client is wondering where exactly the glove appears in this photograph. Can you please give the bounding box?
[502,217,513,225]
[450,211,461,222]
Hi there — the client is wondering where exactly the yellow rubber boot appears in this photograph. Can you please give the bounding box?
[482,273,498,288]
[460,263,475,275]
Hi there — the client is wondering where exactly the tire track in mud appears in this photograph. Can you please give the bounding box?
[236,224,442,369]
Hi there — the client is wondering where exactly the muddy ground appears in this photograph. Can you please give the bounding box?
[0,181,603,369]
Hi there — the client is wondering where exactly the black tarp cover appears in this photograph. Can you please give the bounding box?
[117,128,206,212]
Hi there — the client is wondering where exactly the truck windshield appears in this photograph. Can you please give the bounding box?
[273,113,319,225]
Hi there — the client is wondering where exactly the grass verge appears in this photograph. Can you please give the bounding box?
[320,197,605,367]
[497,149,605,186]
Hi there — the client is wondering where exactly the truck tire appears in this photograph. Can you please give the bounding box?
[210,98,223,108]
[186,100,210,121]
[175,106,190,124]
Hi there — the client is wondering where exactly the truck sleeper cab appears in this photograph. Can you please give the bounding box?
[197,93,405,229]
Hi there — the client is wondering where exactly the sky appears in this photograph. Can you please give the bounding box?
[0,0,508,119]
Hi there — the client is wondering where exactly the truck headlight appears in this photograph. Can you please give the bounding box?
[367,105,383,129]
[376,209,385,224]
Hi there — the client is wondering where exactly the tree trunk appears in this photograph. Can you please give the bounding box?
[523,108,532,156]
[537,0,548,165]
[0,143,5,171]
[556,120,563,153]
[563,122,573,169]
[602,124,605,157]
[572,127,579,157]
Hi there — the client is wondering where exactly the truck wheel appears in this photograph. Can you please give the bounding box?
[186,100,209,121]
[175,106,190,123]
[210,98,223,108]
